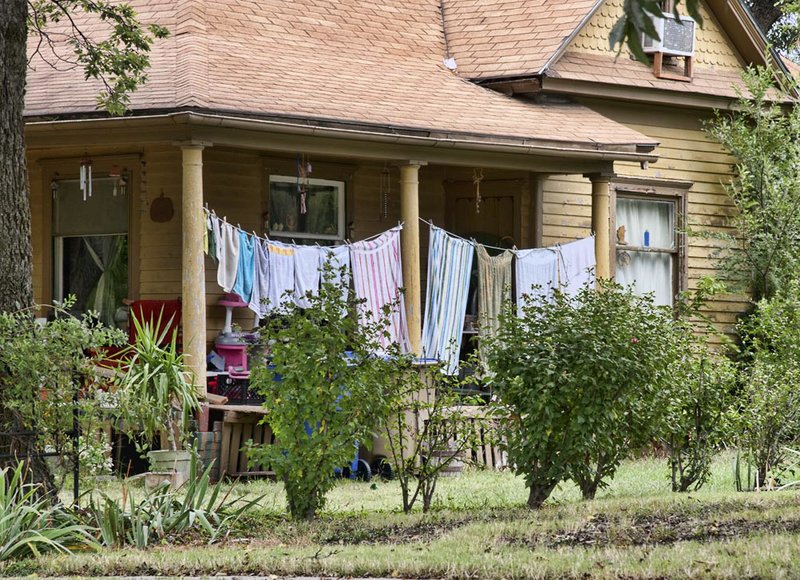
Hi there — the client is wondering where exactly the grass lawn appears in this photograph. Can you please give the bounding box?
[6,452,800,578]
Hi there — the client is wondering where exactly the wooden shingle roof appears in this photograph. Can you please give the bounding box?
[24,0,655,153]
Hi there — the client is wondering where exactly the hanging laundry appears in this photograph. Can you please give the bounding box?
[248,238,270,318]
[293,245,323,308]
[320,245,351,310]
[232,231,255,304]
[266,241,295,313]
[203,212,209,255]
[514,247,558,315]
[350,227,410,353]
[558,235,596,296]
[205,213,218,263]
[210,213,223,262]
[217,221,240,293]
[476,245,512,360]
[421,226,474,374]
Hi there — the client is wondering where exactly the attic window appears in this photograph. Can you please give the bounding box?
[641,7,695,82]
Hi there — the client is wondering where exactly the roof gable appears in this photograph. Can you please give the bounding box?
[442,0,599,80]
[546,0,751,99]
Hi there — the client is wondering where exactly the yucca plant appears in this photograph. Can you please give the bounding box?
[85,454,261,548]
[0,462,97,561]
[115,312,199,452]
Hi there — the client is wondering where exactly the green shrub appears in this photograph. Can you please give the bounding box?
[0,462,97,561]
[662,346,736,492]
[485,281,681,507]
[0,299,124,494]
[381,358,482,513]
[247,266,393,520]
[734,286,800,488]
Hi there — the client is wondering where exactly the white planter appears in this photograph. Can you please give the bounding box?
[147,449,192,487]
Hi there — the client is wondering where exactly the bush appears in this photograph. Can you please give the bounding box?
[661,345,736,492]
[485,281,682,507]
[734,286,800,488]
[381,358,481,513]
[0,300,124,494]
[247,266,393,520]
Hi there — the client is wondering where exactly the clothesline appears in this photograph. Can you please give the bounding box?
[203,206,400,247]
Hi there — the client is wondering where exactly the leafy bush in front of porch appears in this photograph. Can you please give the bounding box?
[485,281,692,507]
[247,265,394,520]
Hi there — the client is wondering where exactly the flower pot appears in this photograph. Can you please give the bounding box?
[147,449,192,487]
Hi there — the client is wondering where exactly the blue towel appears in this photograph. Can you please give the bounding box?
[232,231,255,303]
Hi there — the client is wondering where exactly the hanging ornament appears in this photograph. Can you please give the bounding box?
[79,157,93,201]
[296,154,312,215]
[50,173,60,199]
[379,165,391,221]
[472,168,484,214]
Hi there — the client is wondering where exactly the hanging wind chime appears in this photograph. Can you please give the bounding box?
[379,164,391,221]
[79,157,93,201]
[296,154,312,215]
[109,165,128,197]
[473,168,484,214]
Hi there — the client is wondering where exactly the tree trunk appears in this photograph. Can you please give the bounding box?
[527,482,557,509]
[747,0,785,37]
[0,0,33,314]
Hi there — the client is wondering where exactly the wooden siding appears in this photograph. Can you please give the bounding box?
[542,101,747,337]
[570,0,745,69]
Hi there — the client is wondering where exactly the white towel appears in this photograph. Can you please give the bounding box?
[293,245,323,308]
[558,236,596,296]
[320,245,351,310]
[217,222,240,293]
[350,227,410,353]
[248,239,270,318]
[266,241,295,313]
[514,248,558,315]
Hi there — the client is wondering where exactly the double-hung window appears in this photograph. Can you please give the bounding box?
[614,187,684,307]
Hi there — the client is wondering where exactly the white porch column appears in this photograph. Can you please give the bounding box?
[399,161,426,355]
[180,143,207,396]
[586,173,614,280]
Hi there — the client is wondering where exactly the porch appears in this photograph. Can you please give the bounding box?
[25,111,656,475]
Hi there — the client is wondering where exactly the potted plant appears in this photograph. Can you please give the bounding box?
[115,313,199,485]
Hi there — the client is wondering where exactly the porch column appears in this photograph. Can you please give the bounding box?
[586,173,615,279]
[180,143,207,396]
[399,161,427,356]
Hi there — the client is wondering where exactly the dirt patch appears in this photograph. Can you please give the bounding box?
[504,512,800,549]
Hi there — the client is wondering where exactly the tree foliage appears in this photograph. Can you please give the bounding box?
[705,66,800,301]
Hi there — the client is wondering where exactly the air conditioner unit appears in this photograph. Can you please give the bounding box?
[641,12,696,57]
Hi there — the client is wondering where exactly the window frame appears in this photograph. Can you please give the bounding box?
[267,175,346,242]
[611,178,690,307]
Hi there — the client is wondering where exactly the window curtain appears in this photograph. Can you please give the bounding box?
[83,236,128,326]
[615,198,674,306]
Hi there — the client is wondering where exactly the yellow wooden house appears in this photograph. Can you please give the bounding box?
[24,0,785,401]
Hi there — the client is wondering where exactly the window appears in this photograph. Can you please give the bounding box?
[614,194,680,307]
[268,176,345,242]
[52,177,128,326]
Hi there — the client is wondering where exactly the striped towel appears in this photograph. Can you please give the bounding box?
[421,226,474,374]
[514,247,558,315]
[350,227,410,353]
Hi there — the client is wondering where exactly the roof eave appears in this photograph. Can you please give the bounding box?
[23,108,658,162]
